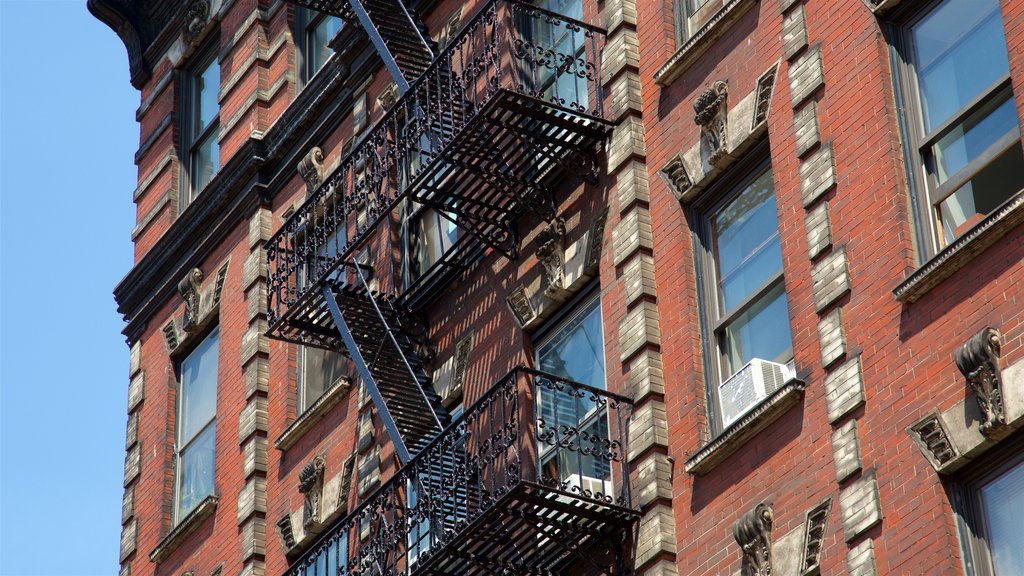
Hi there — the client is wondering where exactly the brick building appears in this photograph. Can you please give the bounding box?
[92,0,1024,574]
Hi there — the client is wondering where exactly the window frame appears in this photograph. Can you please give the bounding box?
[952,433,1024,576]
[296,344,348,413]
[690,145,793,433]
[675,0,726,46]
[173,326,221,524]
[888,0,1022,259]
[295,7,343,88]
[180,39,221,209]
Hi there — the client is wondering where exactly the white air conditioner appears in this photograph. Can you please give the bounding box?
[719,358,792,428]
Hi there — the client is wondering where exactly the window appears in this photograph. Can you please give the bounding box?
[519,0,589,112]
[297,8,343,86]
[534,293,610,493]
[675,0,727,45]
[956,445,1024,575]
[175,327,219,521]
[182,45,220,206]
[297,345,347,412]
[695,160,793,430]
[894,0,1024,254]
[401,204,458,288]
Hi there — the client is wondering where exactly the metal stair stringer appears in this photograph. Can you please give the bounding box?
[320,279,447,464]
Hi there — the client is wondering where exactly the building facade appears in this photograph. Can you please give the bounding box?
[92,0,1024,574]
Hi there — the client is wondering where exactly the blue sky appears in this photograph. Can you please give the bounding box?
[1,2,138,574]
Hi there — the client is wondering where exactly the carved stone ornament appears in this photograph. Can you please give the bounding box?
[954,327,1005,436]
[659,154,692,201]
[536,218,568,301]
[733,502,773,576]
[298,456,326,528]
[177,268,203,333]
[296,146,325,193]
[276,515,296,550]
[376,83,400,112]
[183,0,211,47]
[694,80,729,168]
[909,413,957,469]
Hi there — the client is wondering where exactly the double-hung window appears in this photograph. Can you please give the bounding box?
[894,0,1024,254]
[675,0,727,45]
[519,0,590,113]
[534,293,611,495]
[175,327,220,521]
[297,8,342,87]
[182,47,220,206]
[956,447,1024,575]
[695,160,793,431]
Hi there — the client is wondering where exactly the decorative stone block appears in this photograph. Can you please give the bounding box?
[789,46,824,108]
[908,412,958,471]
[237,477,267,524]
[244,357,269,399]
[239,396,269,443]
[779,0,799,13]
[782,5,808,60]
[618,160,651,212]
[609,71,643,122]
[805,200,832,260]
[802,498,832,575]
[619,301,661,361]
[240,321,269,367]
[629,350,665,403]
[506,285,539,328]
[839,470,882,542]
[848,538,877,576]
[238,560,265,576]
[129,340,141,376]
[793,100,820,157]
[612,208,654,266]
[628,401,669,462]
[604,0,637,34]
[635,505,677,570]
[832,419,862,482]
[751,64,778,132]
[608,115,646,174]
[248,208,273,249]
[659,154,692,203]
[811,247,850,313]
[119,562,130,576]
[818,307,846,368]
[800,143,836,207]
[635,452,673,507]
[241,517,267,560]
[119,519,137,562]
[824,356,865,424]
[602,28,640,84]
[122,486,134,524]
[623,253,657,305]
[124,443,140,487]
[242,249,267,291]
[246,283,268,323]
[126,411,139,450]
[127,372,145,412]
[243,436,268,478]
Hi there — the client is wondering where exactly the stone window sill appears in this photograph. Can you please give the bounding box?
[275,377,352,451]
[894,190,1024,303]
[149,495,219,563]
[653,0,758,87]
[685,378,806,475]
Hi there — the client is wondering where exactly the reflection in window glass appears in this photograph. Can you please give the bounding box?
[306,15,342,80]
[299,345,348,412]
[176,328,219,521]
[980,460,1024,575]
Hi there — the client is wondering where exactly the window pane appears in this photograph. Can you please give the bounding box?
[308,16,342,76]
[719,282,791,377]
[196,59,220,135]
[536,297,604,392]
[177,422,216,519]
[913,0,1008,132]
[932,93,1017,183]
[179,328,219,445]
[937,142,1024,244]
[981,460,1024,575]
[191,129,219,194]
[300,346,347,411]
[713,168,781,313]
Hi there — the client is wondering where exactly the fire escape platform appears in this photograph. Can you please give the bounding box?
[417,482,639,576]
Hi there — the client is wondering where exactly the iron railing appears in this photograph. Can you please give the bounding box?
[288,367,633,576]
[267,0,607,327]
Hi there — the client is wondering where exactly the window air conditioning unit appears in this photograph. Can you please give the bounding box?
[719,358,791,428]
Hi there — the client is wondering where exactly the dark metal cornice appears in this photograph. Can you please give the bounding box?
[86,0,182,89]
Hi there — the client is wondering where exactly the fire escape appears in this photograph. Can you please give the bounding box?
[266,0,637,573]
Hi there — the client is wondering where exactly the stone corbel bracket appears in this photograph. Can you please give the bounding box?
[162,261,230,355]
[955,327,1005,436]
[296,146,325,193]
[909,344,1024,474]
[298,455,326,529]
[734,502,773,576]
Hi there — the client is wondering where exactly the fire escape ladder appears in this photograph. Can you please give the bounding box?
[347,0,435,90]
[320,272,447,464]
